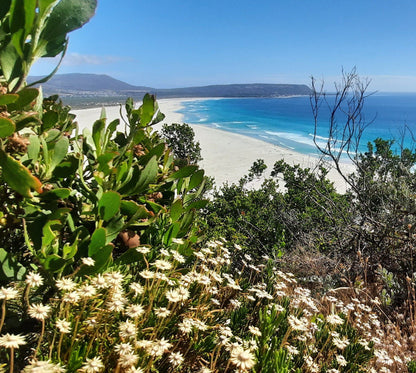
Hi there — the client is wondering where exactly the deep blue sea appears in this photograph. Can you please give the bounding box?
[178,94,416,157]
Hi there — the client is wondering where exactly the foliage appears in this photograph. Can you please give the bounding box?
[203,159,351,280]
[0,0,97,92]
[160,123,202,168]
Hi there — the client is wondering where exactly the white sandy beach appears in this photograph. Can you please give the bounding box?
[72,98,355,193]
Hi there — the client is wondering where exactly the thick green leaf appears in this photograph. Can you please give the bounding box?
[41,110,58,132]
[163,222,180,245]
[0,247,26,281]
[185,199,208,211]
[132,155,159,195]
[0,148,42,197]
[120,200,150,219]
[7,88,39,110]
[41,0,97,40]
[170,199,183,222]
[63,239,78,260]
[88,228,107,257]
[138,93,156,127]
[106,119,119,139]
[98,191,121,221]
[104,215,124,243]
[0,43,21,83]
[40,188,71,201]
[178,210,195,236]
[0,117,15,138]
[137,142,165,166]
[27,134,40,161]
[42,254,68,273]
[44,128,61,142]
[0,94,18,105]
[189,169,205,190]
[50,135,69,170]
[14,112,41,131]
[92,119,105,155]
[167,165,199,181]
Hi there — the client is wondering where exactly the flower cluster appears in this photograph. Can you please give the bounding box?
[0,240,414,371]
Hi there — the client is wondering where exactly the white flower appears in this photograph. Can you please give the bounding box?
[140,269,155,279]
[62,291,81,304]
[178,318,193,334]
[326,314,344,326]
[105,271,124,286]
[136,246,150,254]
[333,336,349,349]
[91,274,109,289]
[172,238,184,245]
[115,342,133,356]
[287,315,308,331]
[336,354,348,367]
[126,304,145,318]
[25,272,44,287]
[248,326,261,337]
[119,320,137,339]
[172,251,185,263]
[118,352,138,368]
[81,257,95,266]
[0,286,18,300]
[80,356,104,372]
[169,351,184,367]
[150,338,172,356]
[0,333,26,349]
[22,360,65,372]
[154,307,171,318]
[28,303,51,321]
[130,282,144,296]
[56,278,77,291]
[229,345,256,371]
[56,319,71,334]
[153,259,172,271]
[79,285,97,298]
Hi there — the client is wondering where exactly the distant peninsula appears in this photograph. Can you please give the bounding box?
[28,73,312,108]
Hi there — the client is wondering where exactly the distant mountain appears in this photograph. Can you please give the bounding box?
[28,73,151,95]
[155,83,312,98]
[28,73,312,104]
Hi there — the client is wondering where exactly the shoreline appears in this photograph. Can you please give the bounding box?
[72,97,354,193]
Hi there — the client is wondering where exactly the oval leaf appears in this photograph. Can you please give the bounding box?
[167,165,199,181]
[0,117,15,138]
[88,228,107,256]
[98,191,121,221]
[0,94,18,105]
[0,149,42,197]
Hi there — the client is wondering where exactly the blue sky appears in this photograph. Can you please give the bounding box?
[31,0,416,92]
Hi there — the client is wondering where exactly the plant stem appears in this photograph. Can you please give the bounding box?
[34,319,45,357]
[9,347,14,373]
[0,300,6,334]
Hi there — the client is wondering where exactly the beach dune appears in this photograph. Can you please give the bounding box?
[73,98,354,193]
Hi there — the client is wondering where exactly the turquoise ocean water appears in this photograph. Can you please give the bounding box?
[178,94,416,157]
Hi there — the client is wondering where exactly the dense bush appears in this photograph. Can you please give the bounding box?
[160,123,202,168]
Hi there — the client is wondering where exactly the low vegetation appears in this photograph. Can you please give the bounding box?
[0,1,415,372]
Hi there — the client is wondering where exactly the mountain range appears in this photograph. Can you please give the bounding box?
[28,73,312,101]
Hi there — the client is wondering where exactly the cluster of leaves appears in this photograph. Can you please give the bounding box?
[202,160,351,281]
[0,0,97,92]
[0,89,208,278]
[160,123,202,168]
